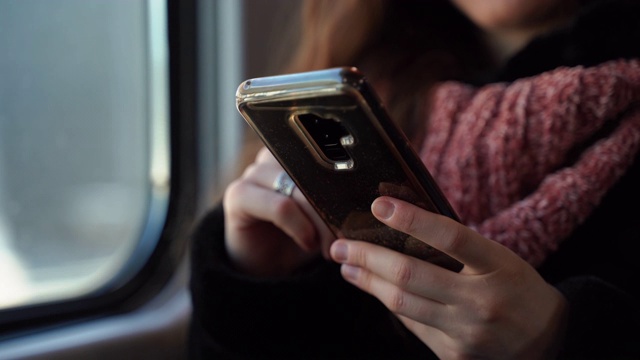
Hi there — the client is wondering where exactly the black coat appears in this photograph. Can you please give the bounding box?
[189,1,640,358]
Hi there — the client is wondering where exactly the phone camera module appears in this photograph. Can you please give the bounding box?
[298,113,352,162]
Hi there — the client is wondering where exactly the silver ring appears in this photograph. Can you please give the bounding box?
[273,171,296,197]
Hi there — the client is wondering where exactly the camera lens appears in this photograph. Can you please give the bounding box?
[298,113,351,161]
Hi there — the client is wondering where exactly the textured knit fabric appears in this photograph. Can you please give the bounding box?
[421,59,640,266]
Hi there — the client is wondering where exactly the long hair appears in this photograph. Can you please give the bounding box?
[238,0,491,174]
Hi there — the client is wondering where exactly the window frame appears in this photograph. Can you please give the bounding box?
[0,0,197,337]
[0,0,251,357]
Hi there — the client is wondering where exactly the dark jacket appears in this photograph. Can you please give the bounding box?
[189,1,640,358]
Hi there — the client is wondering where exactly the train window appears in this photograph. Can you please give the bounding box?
[0,0,169,309]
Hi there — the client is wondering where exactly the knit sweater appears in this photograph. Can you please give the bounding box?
[423,59,640,267]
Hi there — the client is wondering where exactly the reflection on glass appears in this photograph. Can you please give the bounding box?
[0,0,168,309]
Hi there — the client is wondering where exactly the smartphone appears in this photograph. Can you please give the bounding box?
[236,67,463,272]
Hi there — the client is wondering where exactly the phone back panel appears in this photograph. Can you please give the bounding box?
[236,67,463,272]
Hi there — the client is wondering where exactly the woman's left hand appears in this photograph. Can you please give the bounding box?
[330,196,568,360]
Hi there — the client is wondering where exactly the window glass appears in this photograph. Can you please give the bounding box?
[0,0,168,309]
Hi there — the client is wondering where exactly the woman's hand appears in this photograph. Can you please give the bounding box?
[223,147,334,277]
[330,196,568,360]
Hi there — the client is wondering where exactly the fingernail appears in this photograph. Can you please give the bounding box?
[372,199,394,220]
[341,264,360,281]
[331,241,348,262]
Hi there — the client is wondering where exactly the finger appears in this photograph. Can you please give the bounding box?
[243,159,305,200]
[331,239,459,304]
[224,179,318,251]
[255,146,279,165]
[243,159,335,253]
[371,197,506,274]
[242,162,300,200]
[337,260,450,328]
[241,160,283,188]
[396,315,454,359]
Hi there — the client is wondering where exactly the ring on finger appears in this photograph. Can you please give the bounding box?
[273,171,296,197]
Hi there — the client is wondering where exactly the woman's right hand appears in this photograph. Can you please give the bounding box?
[223,147,334,277]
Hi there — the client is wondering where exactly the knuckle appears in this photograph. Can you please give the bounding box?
[439,222,468,254]
[241,163,260,179]
[391,259,413,287]
[475,301,501,324]
[256,146,272,162]
[386,287,407,313]
[466,294,501,325]
[223,179,246,204]
[397,208,421,235]
[258,150,280,166]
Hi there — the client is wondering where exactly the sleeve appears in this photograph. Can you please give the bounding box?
[543,152,640,359]
[187,203,437,360]
[555,276,640,360]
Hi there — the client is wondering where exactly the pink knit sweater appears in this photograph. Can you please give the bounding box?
[420,59,640,266]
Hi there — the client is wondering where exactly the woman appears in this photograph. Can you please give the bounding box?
[189,0,640,358]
